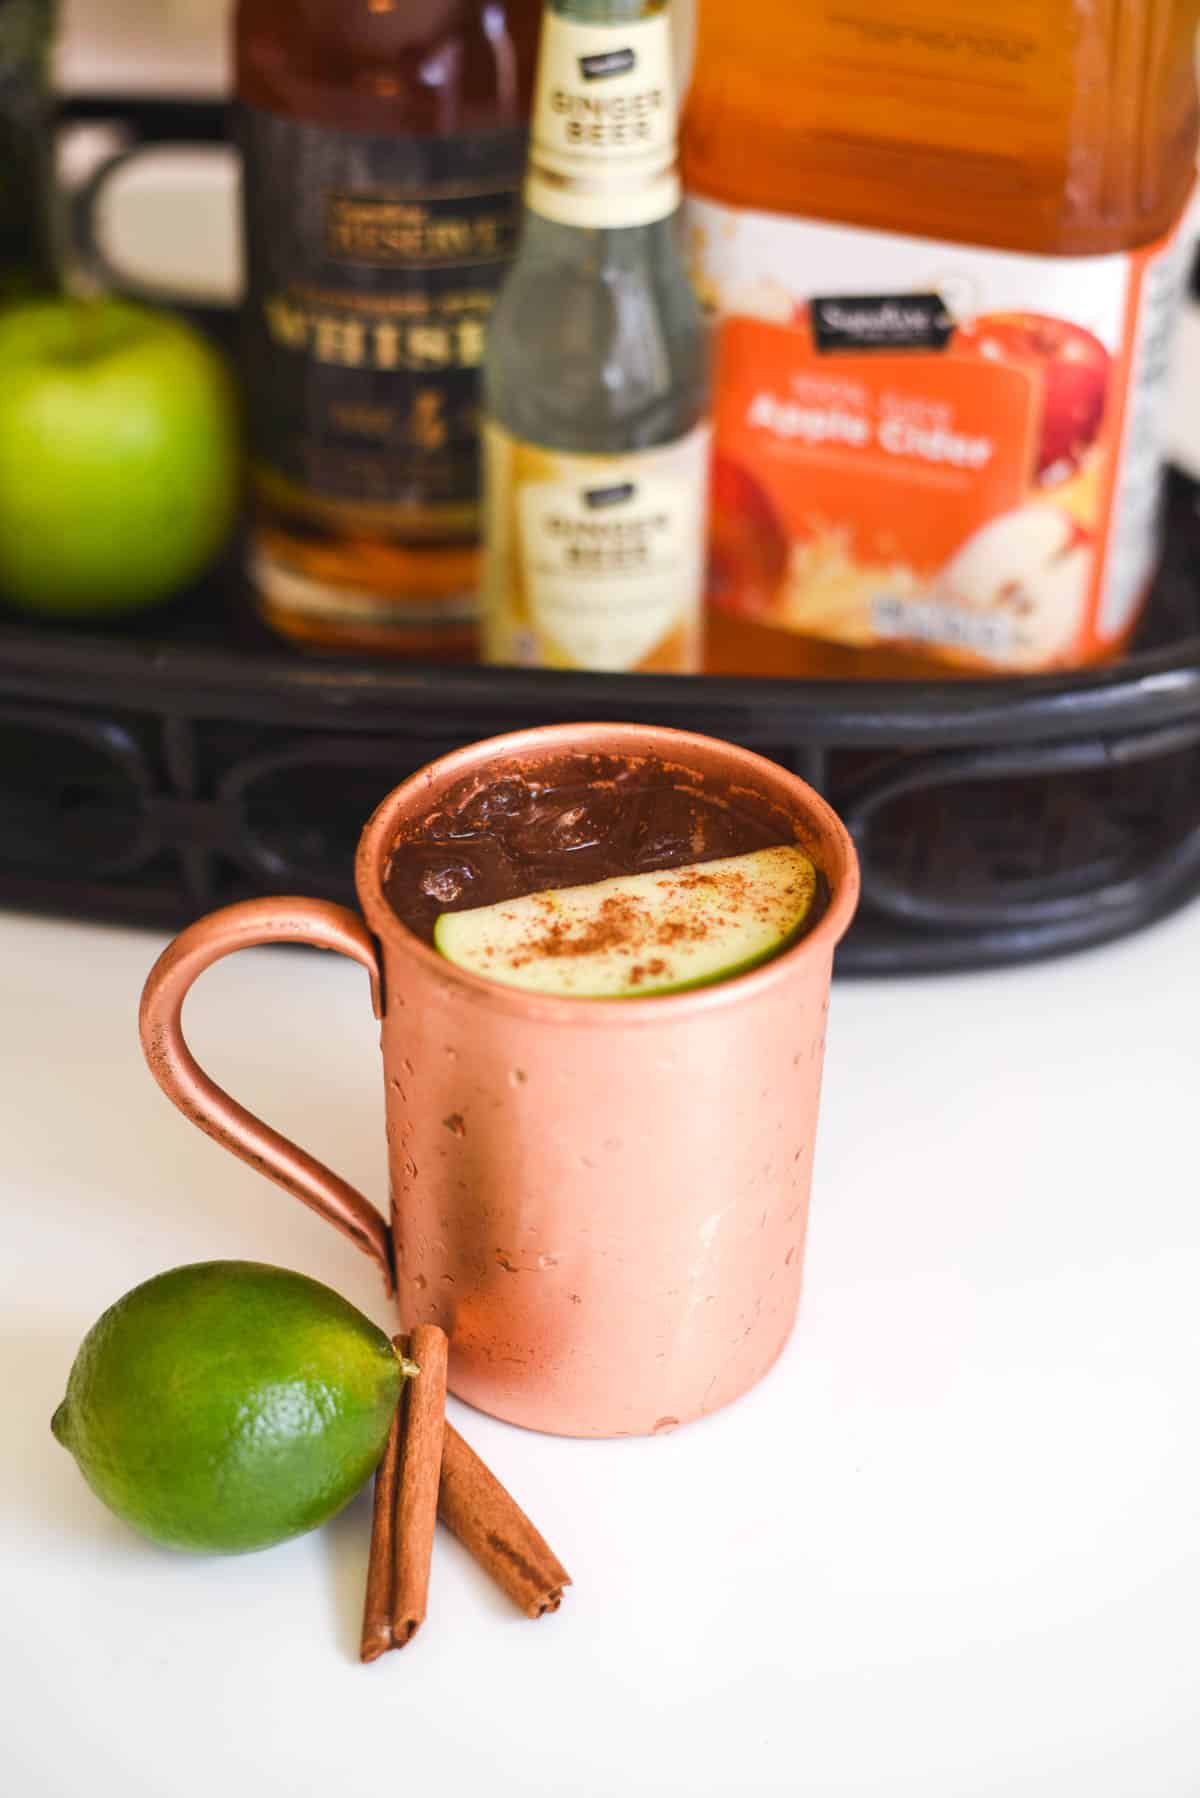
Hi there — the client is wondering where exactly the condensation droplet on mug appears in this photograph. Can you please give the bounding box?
[537,1253,559,1271]
[653,1416,679,1436]
[440,1273,455,1286]
[579,1155,596,1170]
[413,1274,428,1291]
[443,1045,459,1061]
[496,1250,519,1273]
[509,1067,527,1087]
[404,1158,418,1179]
[442,1112,466,1138]
[402,1057,415,1078]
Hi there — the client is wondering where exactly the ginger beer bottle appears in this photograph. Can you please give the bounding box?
[482,0,709,673]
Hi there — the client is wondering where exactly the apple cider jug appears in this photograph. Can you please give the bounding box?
[683,0,1200,678]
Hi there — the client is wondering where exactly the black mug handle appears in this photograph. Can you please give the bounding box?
[71,147,179,306]
[66,117,239,317]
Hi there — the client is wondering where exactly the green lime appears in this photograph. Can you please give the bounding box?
[51,1261,406,1554]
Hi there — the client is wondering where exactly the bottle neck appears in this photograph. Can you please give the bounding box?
[524,0,680,230]
[513,208,682,267]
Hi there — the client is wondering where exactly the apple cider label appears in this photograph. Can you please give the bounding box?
[237,106,525,536]
[483,422,710,671]
[524,12,679,229]
[688,195,1194,670]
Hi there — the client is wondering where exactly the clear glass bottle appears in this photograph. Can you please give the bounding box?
[482,0,709,673]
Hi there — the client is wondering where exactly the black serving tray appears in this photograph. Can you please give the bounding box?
[3,464,1200,976]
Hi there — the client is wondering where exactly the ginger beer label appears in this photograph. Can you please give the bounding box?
[237,106,525,531]
[484,423,710,671]
[525,13,679,229]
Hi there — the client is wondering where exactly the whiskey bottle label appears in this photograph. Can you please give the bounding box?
[483,421,710,671]
[525,13,680,229]
[237,105,526,535]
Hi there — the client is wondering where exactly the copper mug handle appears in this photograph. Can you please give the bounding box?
[138,897,394,1292]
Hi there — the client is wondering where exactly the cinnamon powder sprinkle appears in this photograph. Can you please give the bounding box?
[505,867,791,973]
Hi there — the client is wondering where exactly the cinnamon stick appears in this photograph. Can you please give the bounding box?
[361,1331,568,1655]
[359,1381,403,1663]
[439,1422,571,1618]
[360,1330,447,1660]
[390,1325,449,1647]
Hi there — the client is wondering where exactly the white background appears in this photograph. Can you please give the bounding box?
[3,898,1198,1796]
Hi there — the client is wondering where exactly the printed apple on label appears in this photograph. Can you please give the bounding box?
[707,450,790,615]
[953,312,1111,486]
[937,504,1092,669]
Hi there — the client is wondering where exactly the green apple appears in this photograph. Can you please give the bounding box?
[434,845,820,998]
[0,297,240,618]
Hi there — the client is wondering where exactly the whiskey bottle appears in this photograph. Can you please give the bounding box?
[481,0,709,673]
[235,0,540,655]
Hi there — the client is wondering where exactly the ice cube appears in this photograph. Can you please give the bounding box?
[417,858,480,905]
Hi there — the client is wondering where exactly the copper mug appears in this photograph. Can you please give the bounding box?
[139,724,859,1438]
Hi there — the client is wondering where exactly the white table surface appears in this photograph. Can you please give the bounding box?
[3,898,1198,1796]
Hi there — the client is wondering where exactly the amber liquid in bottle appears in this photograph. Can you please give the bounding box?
[235,0,540,655]
[683,0,1200,680]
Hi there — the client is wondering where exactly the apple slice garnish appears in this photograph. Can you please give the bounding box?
[433,845,819,998]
